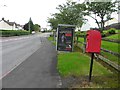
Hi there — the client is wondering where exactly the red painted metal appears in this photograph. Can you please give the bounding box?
[65,33,72,36]
[86,30,101,53]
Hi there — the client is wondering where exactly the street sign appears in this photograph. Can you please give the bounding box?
[56,24,75,52]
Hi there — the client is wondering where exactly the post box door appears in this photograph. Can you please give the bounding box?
[86,30,101,53]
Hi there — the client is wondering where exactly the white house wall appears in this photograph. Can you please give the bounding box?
[0,21,13,30]
[17,26,23,30]
[12,24,17,30]
[105,18,118,27]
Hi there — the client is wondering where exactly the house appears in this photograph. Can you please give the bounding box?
[105,18,118,27]
[0,18,23,30]
[105,18,120,29]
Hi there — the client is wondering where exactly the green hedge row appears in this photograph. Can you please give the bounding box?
[0,30,30,37]
[75,28,119,37]
[102,28,118,37]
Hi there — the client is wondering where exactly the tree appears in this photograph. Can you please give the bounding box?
[23,23,29,31]
[48,17,59,30]
[48,1,86,29]
[29,17,34,34]
[86,1,117,31]
[34,24,41,32]
[23,18,34,34]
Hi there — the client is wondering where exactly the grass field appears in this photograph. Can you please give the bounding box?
[58,52,112,77]
[103,29,119,34]
[77,37,119,53]
[106,34,119,40]
[102,41,118,53]
[57,52,119,88]
[48,35,119,88]
[76,36,119,65]
[77,37,84,42]
[101,51,119,64]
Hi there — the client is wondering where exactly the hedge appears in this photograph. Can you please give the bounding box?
[0,30,30,37]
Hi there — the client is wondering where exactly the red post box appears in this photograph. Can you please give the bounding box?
[86,30,101,53]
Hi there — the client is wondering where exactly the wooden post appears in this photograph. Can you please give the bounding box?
[83,35,86,53]
[77,36,78,45]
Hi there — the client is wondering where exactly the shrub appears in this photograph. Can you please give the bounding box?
[103,28,117,37]
[75,31,86,37]
[101,33,106,37]
[0,30,30,37]
[108,29,116,34]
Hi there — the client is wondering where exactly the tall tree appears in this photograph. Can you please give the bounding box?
[86,1,117,31]
[23,17,34,34]
[23,23,29,31]
[29,17,34,34]
[34,24,41,32]
[48,1,86,29]
[48,17,59,30]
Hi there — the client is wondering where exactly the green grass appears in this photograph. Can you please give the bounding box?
[48,36,53,41]
[103,29,119,34]
[77,37,84,42]
[57,52,119,88]
[102,41,118,53]
[57,52,112,77]
[106,34,119,40]
[101,51,119,65]
[77,37,119,53]
[48,36,56,45]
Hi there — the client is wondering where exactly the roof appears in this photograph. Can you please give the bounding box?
[0,18,22,27]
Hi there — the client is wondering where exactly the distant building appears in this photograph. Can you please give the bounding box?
[105,18,120,29]
[0,18,23,30]
[41,28,47,32]
[105,18,118,27]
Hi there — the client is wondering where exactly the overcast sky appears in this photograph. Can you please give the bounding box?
[0,0,118,29]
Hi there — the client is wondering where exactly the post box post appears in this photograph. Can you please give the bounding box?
[86,30,101,82]
[89,53,94,82]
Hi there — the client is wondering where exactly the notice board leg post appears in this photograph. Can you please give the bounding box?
[89,53,94,82]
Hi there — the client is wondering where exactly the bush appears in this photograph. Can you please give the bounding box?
[101,33,106,37]
[75,31,86,37]
[102,28,117,37]
[0,30,30,37]
[108,29,116,34]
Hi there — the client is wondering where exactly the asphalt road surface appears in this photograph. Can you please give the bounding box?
[1,33,61,88]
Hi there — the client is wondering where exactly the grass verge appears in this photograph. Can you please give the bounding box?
[101,51,119,65]
[102,41,118,53]
[57,51,119,88]
[57,52,112,77]
[47,36,56,45]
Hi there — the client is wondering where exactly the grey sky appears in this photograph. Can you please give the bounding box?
[0,0,118,29]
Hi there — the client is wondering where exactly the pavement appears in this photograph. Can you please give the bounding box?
[2,37,61,88]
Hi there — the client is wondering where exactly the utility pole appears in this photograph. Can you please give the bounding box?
[29,18,31,33]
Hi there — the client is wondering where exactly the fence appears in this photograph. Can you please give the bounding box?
[75,36,120,72]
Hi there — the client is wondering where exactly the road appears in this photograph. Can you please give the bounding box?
[1,33,61,88]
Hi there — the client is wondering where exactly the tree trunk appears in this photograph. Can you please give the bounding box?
[89,15,101,29]
[101,17,105,32]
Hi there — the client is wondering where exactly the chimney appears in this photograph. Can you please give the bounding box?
[2,18,4,20]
